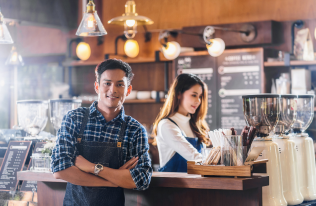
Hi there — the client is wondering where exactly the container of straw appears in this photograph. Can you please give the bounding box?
[220,135,247,166]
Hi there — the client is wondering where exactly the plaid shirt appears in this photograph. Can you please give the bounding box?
[51,101,152,190]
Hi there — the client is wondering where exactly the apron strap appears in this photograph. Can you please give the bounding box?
[167,118,186,137]
[77,107,90,143]
[117,118,127,148]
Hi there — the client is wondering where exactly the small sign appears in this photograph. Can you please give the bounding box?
[20,142,47,192]
[0,141,32,191]
[217,48,263,134]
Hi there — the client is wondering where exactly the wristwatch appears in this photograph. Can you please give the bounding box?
[94,164,104,175]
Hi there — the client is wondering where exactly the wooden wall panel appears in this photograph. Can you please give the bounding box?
[130,62,166,91]
[102,0,316,32]
[99,0,316,61]
[124,103,163,128]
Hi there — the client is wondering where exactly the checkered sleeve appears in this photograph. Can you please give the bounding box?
[51,111,78,173]
[129,126,153,190]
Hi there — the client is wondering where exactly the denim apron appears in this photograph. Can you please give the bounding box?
[63,108,126,206]
[158,118,202,173]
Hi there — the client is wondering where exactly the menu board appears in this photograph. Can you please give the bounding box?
[216,48,263,133]
[175,55,218,130]
[20,142,46,192]
[0,141,32,191]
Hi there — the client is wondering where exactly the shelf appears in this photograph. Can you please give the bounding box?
[264,60,316,67]
[81,99,165,104]
[63,57,170,67]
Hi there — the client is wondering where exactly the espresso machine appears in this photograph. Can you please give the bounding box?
[272,94,303,205]
[17,100,49,140]
[49,99,82,133]
[289,94,316,201]
[242,94,287,206]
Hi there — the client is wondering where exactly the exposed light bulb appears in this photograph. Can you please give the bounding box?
[86,14,96,30]
[124,21,137,39]
[124,39,139,58]
[206,38,225,57]
[161,41,181,60]
[126,20,136,27]
[76,42,91,61]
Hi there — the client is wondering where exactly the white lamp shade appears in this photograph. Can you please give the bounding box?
[162,41,181,60]
[0,22,13,44]
[5,46,24,66]
[76,12,107,37]
[124,39,139,58]
[76,42,91,61]
[206,38,225,57]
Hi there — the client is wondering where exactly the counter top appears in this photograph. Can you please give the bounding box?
[17,171,268,191]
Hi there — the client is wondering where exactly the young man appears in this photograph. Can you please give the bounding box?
[51,59,152,206]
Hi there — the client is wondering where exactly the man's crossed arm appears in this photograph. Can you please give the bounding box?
[53,156,138,189]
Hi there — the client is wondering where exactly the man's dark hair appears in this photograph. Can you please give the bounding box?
[95,59,134,85]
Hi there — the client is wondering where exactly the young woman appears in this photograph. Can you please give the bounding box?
[153,73,210,172]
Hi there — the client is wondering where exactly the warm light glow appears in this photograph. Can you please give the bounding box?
[124,39,139,58]
[206,38,225,57]
[88,20,94,28]
[5,46,24,66]
[124,21,137,39]
[76,42,91,61]
[86,15,96,30]
[161,41,181,60]
[11,52,18,62]
[314,28,316,40]
[126,19,136,27]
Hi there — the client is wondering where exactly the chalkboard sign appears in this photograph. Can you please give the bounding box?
[216,48,263,133]
[20,142,46,192]
[0,141,32,191]
[175,55,218,130]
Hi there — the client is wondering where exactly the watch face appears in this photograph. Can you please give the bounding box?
[96,164,102,169]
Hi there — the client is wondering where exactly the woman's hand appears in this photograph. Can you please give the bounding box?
[119,156,139,170]
[75,155,95,173]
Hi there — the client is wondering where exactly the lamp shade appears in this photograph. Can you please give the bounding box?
[76,42,91,60]
[161,41,181,60]
[0,8,13,44]
[206,38,225,57]
[5,46,24,66]
[124,39,139,58]
[0,21,13,44]
[108,0,153,26]
[76,1,107,37]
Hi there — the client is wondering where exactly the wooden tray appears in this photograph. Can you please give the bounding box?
[187,159,268,178]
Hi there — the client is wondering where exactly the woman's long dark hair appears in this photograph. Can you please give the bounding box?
[153,73,210,144]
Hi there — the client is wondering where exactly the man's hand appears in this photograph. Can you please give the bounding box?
[75,155,95,173]
[119,156,139,170]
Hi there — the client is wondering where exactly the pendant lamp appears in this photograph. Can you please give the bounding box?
[108,0,153,39]
[5,46,24,66]
[76,0,107,37]
[0,7,13,44]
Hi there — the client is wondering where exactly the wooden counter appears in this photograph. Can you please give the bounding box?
[18,171,268,206]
